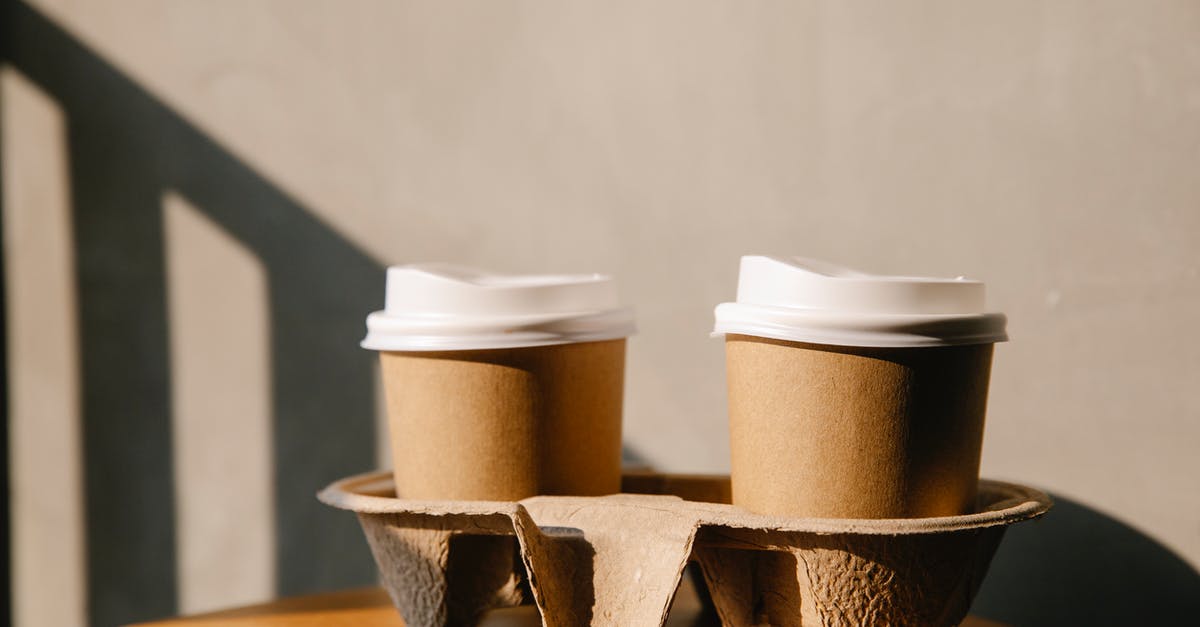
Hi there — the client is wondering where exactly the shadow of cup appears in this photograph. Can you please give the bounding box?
[971,491,1200,625]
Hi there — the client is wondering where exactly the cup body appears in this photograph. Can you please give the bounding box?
[380,338,625,501]
[726,334,993,518]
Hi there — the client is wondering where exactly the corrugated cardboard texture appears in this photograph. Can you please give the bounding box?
[379,339,625,501]
[319,471,1050,627]
[725,335,994,519]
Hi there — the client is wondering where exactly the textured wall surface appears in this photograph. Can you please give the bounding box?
[4,1,1199,625]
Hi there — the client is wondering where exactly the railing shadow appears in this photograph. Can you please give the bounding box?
[5,2,382,625]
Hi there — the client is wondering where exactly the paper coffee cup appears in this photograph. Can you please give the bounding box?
[362,263,635,501]
[713,256,1008,518]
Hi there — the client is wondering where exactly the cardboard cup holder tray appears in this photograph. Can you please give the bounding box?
[319,471,1050,627]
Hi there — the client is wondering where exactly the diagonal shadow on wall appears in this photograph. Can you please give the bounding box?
[4,2,381,625]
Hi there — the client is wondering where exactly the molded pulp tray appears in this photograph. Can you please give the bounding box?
[319,471,1051,627]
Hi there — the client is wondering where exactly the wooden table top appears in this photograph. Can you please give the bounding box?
[131,583,1006,627]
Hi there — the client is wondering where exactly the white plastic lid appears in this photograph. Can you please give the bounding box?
[362,263,635,351]
[712,256,1007,347]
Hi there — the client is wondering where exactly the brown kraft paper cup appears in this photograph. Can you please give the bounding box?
[380,338,625,501]
[725,333,994,519]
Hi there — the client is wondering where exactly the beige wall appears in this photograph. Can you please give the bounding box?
[5,0,1200,624]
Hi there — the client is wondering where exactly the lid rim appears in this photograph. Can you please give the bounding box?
[361,327,635,352]
[713,302,1007,348]
[711,326,1008,348]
